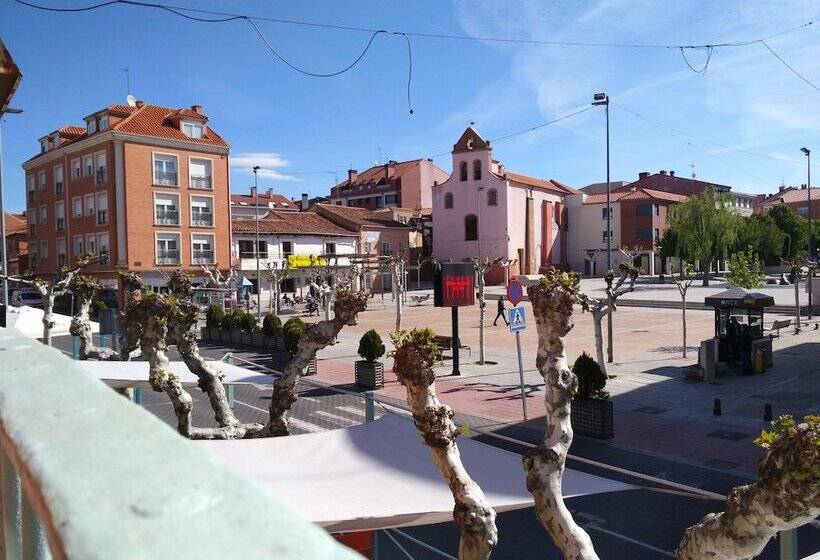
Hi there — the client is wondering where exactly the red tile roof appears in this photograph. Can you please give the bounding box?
[503,171,579,195]
[758,186,818,206]
[618,172,730,196]
[232,211,356,236]
[334,159,425,191]
[58,126,86,137]
[4,212,27,235]
[231,191,296,209]
[583,188,687,204]
[314,203,410,229]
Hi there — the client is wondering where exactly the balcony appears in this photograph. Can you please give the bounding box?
[155,171,178,186]
[191,212,213,227]
[156,250,180,265]
[192,249,214,264]
[190,175,212,189]
[55,181,64,195]
[57,218,65,232]
[96,169,107,185]
[57,254,66,267]
[99,251,109,265]
[97,210,108,226]
[155,209,179,226]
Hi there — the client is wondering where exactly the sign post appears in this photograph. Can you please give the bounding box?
[434,262,475,376]
[507,280,528,420]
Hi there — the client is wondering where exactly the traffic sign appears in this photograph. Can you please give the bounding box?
[506,279,524,306]
[509,306,526,333]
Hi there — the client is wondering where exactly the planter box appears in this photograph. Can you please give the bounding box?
[571,398,613,439]
[230,329,243,344]
[251,333,266,347]
[220,329,232,344]
[355,360,384,389]
[240,332,253,346]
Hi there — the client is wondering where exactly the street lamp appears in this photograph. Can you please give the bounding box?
[592,92,613,362]
[0,107,23,309]
[252,165,262,322]
[801,147,813,319]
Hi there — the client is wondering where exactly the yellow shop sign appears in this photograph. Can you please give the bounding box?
[287,254,327,268]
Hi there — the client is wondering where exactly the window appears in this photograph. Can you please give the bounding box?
[655,204,660,216]
[182,122,204,138]
[189,158,212,189]
[54,165,64,195]
[465,214,478,241]
[190,196,213,226]
[85,234,96,255]
[95,192,108,225]
[73,235,84,257]
[602,230,614,241]
[636,227,653,241]
[156,233,181,265]
[325,243,336,255]
[237,240,267,258]
[26,175,35,203]
[97,233,109,264]
[83,194,95,217]
[487,188,498,206]
[281,241,293,256]
[444,192,454,209]
[87,118,97,134]
[39,241,48,260]
[99,115,108,131]
[636,203,654,217]
[55,202,65,232]
[459,161,468,181]
[72,197,83,217]
[71,159,81,180]
[192,234,214,264]
[94,151,107,185]
[40,140,47,154]
[602,207,610,219]
[384,194,398,205]
[52,134,60,148]
[155,193,180,225]
[37,171,46,190]
[654,228,660,241]
[38,205,47,225]
[57,238,66,268]
[83,155,93,177]
[473,159,482,180]
[153,154,178,186]
[381,241,390,255]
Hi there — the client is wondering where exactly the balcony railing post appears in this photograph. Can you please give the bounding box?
[21,493,49,560]
[1,448,22,559]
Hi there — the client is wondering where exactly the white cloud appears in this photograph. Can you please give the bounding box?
[230,152,297,180]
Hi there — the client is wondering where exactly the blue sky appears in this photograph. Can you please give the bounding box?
[1,0,819,212]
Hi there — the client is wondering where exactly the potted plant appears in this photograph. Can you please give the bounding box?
[355,330,386,389]
[262,313,283,350]
[240,312,257,346]
[205,304,225,340]
[219,314,232,343]
[570,352,613,439]
[228,309,245,344]
[281,317,315,375]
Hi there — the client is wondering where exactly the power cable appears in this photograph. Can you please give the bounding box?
[679,46,713,73]
[761,40,820,94]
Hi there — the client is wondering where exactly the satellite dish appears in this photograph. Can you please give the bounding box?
[126,94,137,107]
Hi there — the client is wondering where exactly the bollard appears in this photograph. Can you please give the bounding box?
[71,336,79,359]
[764,403,773,422]
[226,384,235,409]
[365,392,375,423]
[134,387,143,406]
[713,398,722,416]
[779,529,797,560]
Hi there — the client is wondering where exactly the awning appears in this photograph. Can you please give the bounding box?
[4,306,97,340]
[200,414,635,532]
[78,360,272,388]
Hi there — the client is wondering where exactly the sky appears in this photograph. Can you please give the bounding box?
[1,0,819,212]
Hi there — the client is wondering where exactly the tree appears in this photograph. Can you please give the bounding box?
[383,254,407,331]
[264,261,289,315]
[0,254,98,345]
[525,268,600,559]
[577,250,640,376]
[68,273,119,360]
[472,256,503,365]
[666,189,739,286]
[676,414,820,560]
[733,214,784,263]
[392,327,498,559]
[768,205,808,259]
[200,264,237,289]
[674,262,696,359]
[726,248,766,289]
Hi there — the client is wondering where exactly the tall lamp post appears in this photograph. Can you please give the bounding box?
[592,92,613,363]
[0,107,23,309]
[801,147,812,319]
[252,165,262,321]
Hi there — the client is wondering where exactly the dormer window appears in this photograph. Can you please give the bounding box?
[182,122,204,139]
[52,134,60,148]
[87,119,97,134]
[40,140,47,154]
[99,116,108,130]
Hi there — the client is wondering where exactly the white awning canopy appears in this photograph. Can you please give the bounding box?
[4,306,97,340]
[200,414,635,532]
[78,360,272,388]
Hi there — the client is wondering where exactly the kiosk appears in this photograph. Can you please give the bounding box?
[704,289,774,374]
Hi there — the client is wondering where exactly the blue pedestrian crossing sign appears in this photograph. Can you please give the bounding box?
[509,306,526,333]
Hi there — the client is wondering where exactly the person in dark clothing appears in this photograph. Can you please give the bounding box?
[493,297,508,326]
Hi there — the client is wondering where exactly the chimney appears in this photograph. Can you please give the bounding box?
[267,188,273,197]
[801,184,807,190]
[135,100,144,108]
[659,170,667,176]
[347,169,358,184]
[301,193,309,211]
[388,160,398,165]
[669,170,675,177]
[384,163,390,181]
[779,185,785,192]
[250,186,257,197]
[638,171,649,180]
[191,104,202,114]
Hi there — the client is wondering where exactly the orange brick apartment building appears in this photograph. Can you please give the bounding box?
[22,101,230,289]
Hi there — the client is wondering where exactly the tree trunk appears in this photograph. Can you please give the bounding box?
[702,257,713,287]
[794,269,801,333]
[42,292,56,346]
[477,273,486,365]
[393,335,498,559]
[591,309,608,377]
[70,299,119,360]
[676,418,820,560]
[527,273,601,560]
[392,265,403,331]
[681,293,688,359]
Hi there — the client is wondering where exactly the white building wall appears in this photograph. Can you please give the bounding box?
[232,233,355,272]
[566,195,622,275]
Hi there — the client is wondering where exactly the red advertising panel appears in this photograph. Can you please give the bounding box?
[434,262,475,307]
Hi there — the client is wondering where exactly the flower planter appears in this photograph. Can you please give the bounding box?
[571,398,613,439]
[355,360,384,389]
[220,329,231,344]
[251,333,266,347]
[240,332,253,346]
[230,329,243,344]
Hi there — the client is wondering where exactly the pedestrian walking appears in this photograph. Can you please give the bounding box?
[493,296,508,326]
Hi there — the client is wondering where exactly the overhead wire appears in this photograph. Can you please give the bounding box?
[760,40,820,94]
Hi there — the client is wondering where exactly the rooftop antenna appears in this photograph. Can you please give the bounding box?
[121,66,131,97]
[689,163,696,179]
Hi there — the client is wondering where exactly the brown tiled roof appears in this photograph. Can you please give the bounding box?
[106,104,137,117]
[115,104,228,147]
[758,186,818,206]
[618,172,730,196]
[314,203,409,229]
[58,125,86,137]
[334,159,425,190]
[232,211,356,236]
[583,188,687,204]
[503,171,579,195]
[231,191,296,209]
[4,212,26,235]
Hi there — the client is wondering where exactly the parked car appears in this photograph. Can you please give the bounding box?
[10,289,42,308]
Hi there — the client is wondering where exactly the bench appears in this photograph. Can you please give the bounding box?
[433,335,471,359]
[767,319,792,337]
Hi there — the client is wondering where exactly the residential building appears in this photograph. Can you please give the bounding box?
[4,212,28,276]
[757,185,817,218]
[566,188,686,276]
[329,159,449,211]
[230,187,299,218]
[618,170,731,197]
[432,127,577,284]
[22,100,230,290]
[579,181,627,195]
[232,210,357,295]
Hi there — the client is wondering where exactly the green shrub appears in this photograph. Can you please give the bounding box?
[230,308,246,329]
[262,313,283,337]
[572,352,607,399]
[240,313,257,334]
[727,247,766,289]
[358,329,385,363]
[283,317,308,355]
[206,304,225,328]
[220,315,232,331]
[93,300,107,313]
